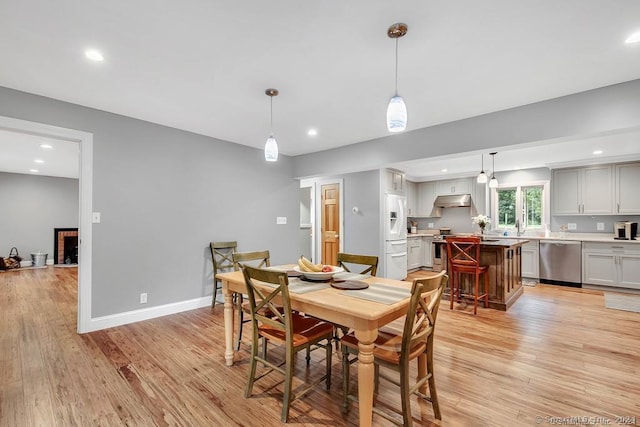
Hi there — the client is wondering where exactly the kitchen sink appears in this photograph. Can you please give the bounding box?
[482,239,500,242]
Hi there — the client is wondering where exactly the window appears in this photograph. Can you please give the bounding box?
[491,181,549,233]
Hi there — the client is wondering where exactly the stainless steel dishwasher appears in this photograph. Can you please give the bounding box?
[539,240,582,287]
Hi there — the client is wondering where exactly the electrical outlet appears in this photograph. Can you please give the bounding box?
[428,223,434,228]
[567,223,577,231]
[92,212,101,223]
[140,293,147,304]
[597,222,605,231]
[276,216,287,225]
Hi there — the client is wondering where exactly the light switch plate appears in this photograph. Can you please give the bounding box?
[567,223,577,230]
[92,212,101,223]
[428,223,434,228]
[597,222,605,231]
[276,216,287,225]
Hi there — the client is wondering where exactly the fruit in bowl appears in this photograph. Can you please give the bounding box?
[295,256,343,280]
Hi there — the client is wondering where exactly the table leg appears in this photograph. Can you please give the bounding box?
[223,285,235,366]
[354,328,378,427]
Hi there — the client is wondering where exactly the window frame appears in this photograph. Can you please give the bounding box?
[490,180,550,233]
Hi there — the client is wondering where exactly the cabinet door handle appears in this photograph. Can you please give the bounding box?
[617,203,620,213]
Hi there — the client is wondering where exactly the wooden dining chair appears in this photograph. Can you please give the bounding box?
[446,236,489,315]
[242,265,333,423]
[230,250,272,350]
[210,241,237,308]
[337,252,379,276]
[340,271,447,426]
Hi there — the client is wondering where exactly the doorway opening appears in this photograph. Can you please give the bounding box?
[0,116,93,333]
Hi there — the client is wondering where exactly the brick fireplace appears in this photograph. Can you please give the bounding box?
[54,228,78,265]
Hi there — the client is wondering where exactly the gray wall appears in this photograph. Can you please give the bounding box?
[293,79,640,178]
[0,86,300,317]
[341,169,381,256]
[0,172,79,258]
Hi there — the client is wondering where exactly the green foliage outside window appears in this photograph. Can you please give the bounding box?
[496,186,543,229]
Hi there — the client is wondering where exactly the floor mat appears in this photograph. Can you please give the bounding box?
[522,279,537,287]
[604,293,640,313]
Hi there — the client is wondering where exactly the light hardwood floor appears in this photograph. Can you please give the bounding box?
[1,267,639,426]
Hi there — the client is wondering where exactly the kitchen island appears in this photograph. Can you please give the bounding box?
[435,238,529,311]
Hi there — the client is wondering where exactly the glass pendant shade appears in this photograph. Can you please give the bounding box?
[488,151,498,187]
[477,153,487,183]
[387,95,407,132]
[264,135,278,162]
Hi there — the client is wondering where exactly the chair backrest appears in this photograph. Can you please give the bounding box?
[401,271,448,362]
[233,250,271,270]
[446,236,481,269]
[242,265,293,343]
[337,252,379,276]
[210,241,238,277]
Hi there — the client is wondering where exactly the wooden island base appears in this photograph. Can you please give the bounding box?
[435,238,529,311]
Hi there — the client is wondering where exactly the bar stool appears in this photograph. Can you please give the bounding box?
[446,236,489,315]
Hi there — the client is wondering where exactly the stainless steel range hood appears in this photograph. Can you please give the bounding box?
[430,194,478,217]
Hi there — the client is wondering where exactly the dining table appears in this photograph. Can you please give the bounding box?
[216,265,430,427]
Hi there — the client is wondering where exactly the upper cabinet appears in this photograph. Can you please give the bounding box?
[417,182,436,217]
[436,178,472,196]
[552,165,614,215]
[384,168,406,195]
[406,180,418,216]
[616,163,640,214]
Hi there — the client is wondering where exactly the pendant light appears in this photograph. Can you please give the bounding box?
[477,153,488,183]
[489,152,498,188]
[264,88,279,162]
[386,23,408,132]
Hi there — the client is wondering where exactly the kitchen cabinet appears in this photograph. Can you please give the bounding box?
[616,162,640,214]
[384,168,406,195]
[422,237,433,267]
[407,237,423,270]
[552,165,614,215]
[406,180,418,216]
[436,178,472,196]
[417,182,436,216]
[521,240,539,279]
[582,242,640,290]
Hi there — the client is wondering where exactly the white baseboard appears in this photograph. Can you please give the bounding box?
[85,296,212,332]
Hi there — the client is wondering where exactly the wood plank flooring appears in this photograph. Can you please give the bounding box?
[1,267,639,426]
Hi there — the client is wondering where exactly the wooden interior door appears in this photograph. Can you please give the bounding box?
[321,183,340,265]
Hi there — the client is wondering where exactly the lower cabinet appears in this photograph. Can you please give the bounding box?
[423,237,433,267]
[521,240,539,279]
[582,243,640,290]
[407,238,423,270]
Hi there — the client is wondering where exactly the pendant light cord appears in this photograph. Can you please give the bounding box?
[394,37,399,95]
[270,95,274,136]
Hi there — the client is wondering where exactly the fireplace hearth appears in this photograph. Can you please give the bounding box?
[54,228,78,265]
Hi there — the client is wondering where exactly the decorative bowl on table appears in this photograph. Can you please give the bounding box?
[293,266,344,281]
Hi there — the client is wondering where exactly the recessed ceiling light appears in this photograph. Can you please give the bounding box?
[40,144,53,149]
[441,168,448,173]
[85,49,104,61]
[34,159,44,164]
[307,129,318,136]
[513,166,521,170]
[29,169,39,173]
[625,32,640,44]
[593,150,603,155]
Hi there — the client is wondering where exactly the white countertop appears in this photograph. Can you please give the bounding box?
[407,231,640,244]
[490,232,640,244]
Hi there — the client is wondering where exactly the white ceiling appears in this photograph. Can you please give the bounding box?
[1,1,640,179]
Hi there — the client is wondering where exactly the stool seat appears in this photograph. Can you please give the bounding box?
[446,236,489,315]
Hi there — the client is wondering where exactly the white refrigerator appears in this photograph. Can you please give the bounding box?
[384,194,407,280]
